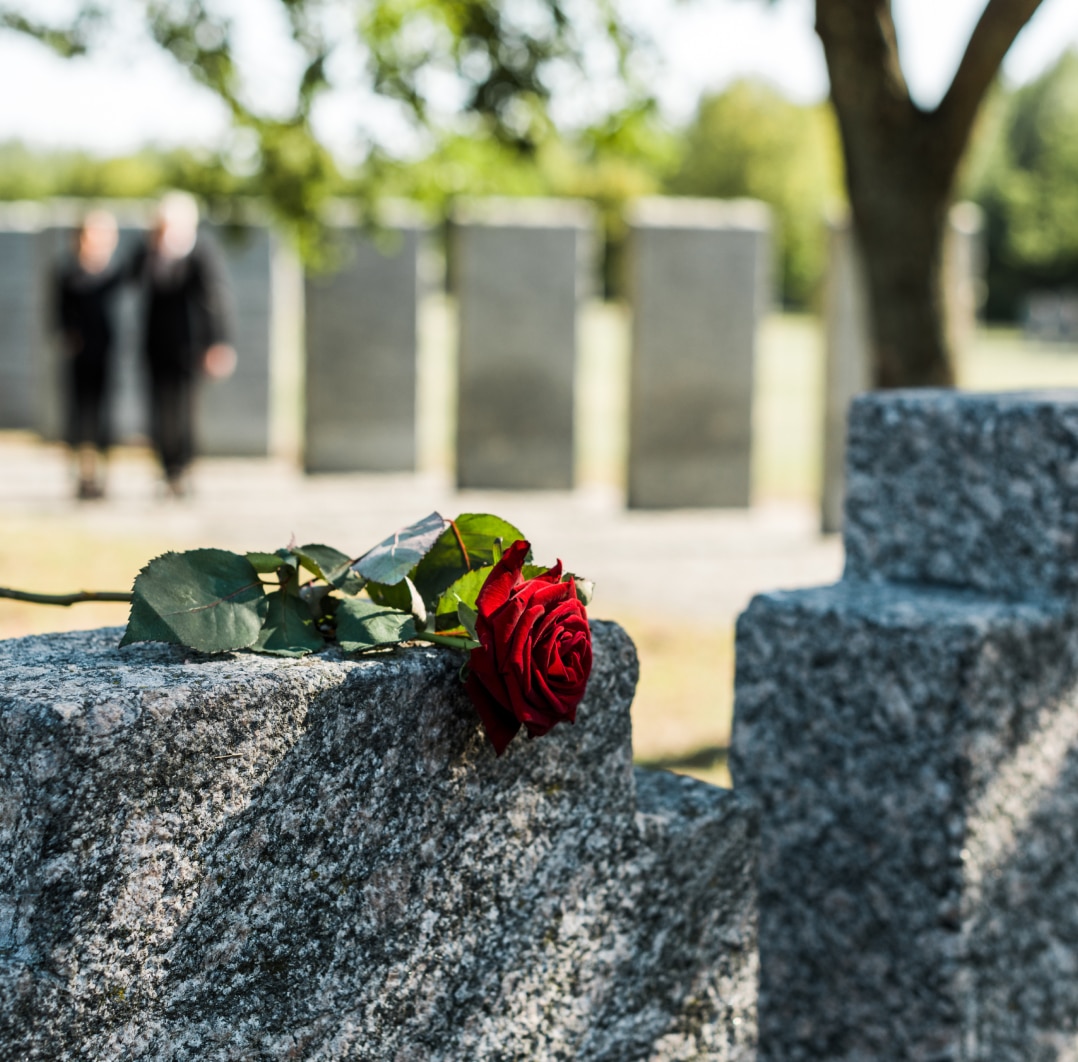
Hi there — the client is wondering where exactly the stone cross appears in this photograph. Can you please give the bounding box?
[0,621,757,1059]
[734,389,1078,1060]
[626,197,771,509]
[452,198,596,491]
[304,217,426,473]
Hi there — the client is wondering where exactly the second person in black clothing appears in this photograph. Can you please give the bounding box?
[131,191,237,497]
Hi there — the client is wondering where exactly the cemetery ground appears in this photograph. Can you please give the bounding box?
[2,310,1076,789]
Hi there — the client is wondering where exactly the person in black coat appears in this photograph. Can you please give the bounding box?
[131,192,236,496]
[54,210,123,500]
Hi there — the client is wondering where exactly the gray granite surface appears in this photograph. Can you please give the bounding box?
[0,621,756,1061]
[452,198,595,491]
[626,198,769,510]
[844,389,1078,598]
[304,224,423,473]
[733,580,1078,1060]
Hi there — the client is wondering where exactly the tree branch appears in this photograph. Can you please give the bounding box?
[0,6,103,57]
[935,0,1044,171]
[0,587,132,607]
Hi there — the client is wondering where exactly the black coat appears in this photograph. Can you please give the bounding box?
[131,237,232,375]
[54,259,124,373]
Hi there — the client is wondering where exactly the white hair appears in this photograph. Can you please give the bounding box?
[155,191,200,259]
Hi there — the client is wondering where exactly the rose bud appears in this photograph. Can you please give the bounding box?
[465,539,592,755]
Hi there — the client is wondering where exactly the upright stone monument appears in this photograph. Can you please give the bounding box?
[0,621,758,1060]
[199,222,303,458]
[304,217,426,472]
[820,204,985,532]
[734,389,1078,1061]
[0,203,44,430]
[453,198,595,490]
[626,197,771,509]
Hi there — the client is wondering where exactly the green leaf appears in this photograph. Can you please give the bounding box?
[457,601,478,641]
[120,549,268,653]
[413,514,527,608]
[434,566,493,630]
[432,561,552,632]
[416,632,481,651]
[246,551,285,574]
[296,543,364,594]
[336,597,417,652]
[353,512,448,585]
[253,590,325,656]
[365,578,412,612]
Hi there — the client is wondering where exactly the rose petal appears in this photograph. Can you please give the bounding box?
[476,539,531,615]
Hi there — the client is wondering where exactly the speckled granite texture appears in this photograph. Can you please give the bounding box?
[733,390,1078,1061]
[844,389,1078,598]
[0,621,757,1062]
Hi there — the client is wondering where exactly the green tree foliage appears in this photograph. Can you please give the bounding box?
[667,80,845,308]
[972,50,1078,319]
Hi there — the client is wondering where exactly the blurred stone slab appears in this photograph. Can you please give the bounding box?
[0,203,45,430]
[304,218,426,472]
[844,389,1078,598]
[733,389,1078,1060]
[1023,290,1078,343]
[627,197,771,509]
[199,223,303,458]
[0,621,757,1060]
[453,198,595,490]
[820,203,985,532]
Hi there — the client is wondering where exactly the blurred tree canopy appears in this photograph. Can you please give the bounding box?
[0,0,1062,338]
[971,50,1078,320]
[0,0,648,259]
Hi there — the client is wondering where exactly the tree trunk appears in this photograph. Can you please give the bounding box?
[816,0,1044,388]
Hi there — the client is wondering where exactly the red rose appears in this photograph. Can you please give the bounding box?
[465,539,592,755]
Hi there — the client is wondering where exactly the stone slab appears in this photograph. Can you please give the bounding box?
[198,224,303,458]
[0,621,757,1060]
[732,579,1078,1061]
[626,197,771,509]
[453,198,595,490]
[0,205,44,430]
[844,389,1078,598]
[304,224,424,472]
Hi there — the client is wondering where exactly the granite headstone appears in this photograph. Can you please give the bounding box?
[453,198,595,490]
[0,621,758,1060]
[734,389,1078,1061]
[626,197,771,509]
[304,219,426,472]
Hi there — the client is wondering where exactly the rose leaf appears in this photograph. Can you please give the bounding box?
[120,549,268,653]
[352,512,449,585]
[253,590,325,656]
[336,597,417,652]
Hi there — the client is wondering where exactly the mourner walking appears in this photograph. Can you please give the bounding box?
[132,191,236,497]
[54,209,124,500]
